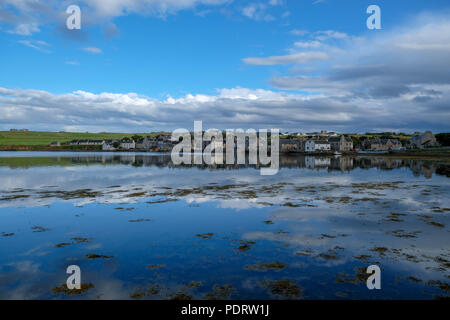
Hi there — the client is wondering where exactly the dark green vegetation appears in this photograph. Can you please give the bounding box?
[0,131,153,146]
[349,132,412,147]
[436,133,450,147]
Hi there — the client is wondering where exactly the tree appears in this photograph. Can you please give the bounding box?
[131,135,143,142]
[436,133,450,146]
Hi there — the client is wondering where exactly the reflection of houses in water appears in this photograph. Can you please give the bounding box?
[279,155,305,167]
[305,156,331,169]
[358,157,403,170]
[329,156,354,172]
[9,154,443,179]
[356,157,437,179]
[410,161,436,179]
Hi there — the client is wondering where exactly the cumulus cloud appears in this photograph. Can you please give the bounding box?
[7,22,39,35]
[241,3,275,21]
[0,0,287,39]
[0,0,230,38]
[0,84,449,133]
[0,0,56,33]
[271,15,450,100]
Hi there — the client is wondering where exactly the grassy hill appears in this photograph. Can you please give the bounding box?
[0,131,155,146]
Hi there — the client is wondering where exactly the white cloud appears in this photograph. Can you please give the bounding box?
[242,3,275,21]
[83,46,102,54]
[269,0,283,6]
[8,23,40,35]
[79,0,230,18]
[0,0,230,35]
[314,30,348,40]
[294,40,322,48]
[243,51,329,65]
[290,29,309,36]
[1,84,449,133]
[18,39,51,53]
[390,18,450,51]
[270,16,450,99]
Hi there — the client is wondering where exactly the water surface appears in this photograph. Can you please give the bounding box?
[0,152,449,299]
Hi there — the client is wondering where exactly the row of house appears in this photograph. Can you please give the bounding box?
[102,135,175,151]
[67,135,352,153]
[65,136,175,151]
[361,132,439,151]
[361,138,403,152]
[55,131,440,153]
[9,128,29,132]
[280,135,406,153]
[279,135,354,153]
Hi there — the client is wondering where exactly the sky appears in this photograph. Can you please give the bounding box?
[0,0,449,133]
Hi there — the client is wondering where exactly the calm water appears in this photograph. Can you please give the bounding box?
[0,152,449,299]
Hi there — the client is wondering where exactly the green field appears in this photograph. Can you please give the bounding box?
[0,131,155,146]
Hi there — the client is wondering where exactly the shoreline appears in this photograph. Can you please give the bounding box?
[1,146,450,160]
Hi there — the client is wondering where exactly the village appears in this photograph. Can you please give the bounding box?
[56,130,441,154]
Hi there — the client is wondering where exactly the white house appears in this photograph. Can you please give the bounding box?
[102,143,116,151]
[120,139,136,150]
[102,139,118,151]
[305,140,315,152]
[305,139,331,152]
[314,140,331,151]
[135,141,143,149]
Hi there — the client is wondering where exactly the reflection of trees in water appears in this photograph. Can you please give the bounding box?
[1,154,449,179]
[436,164,450,178]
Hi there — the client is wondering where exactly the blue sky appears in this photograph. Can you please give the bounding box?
[0,0,450,133]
